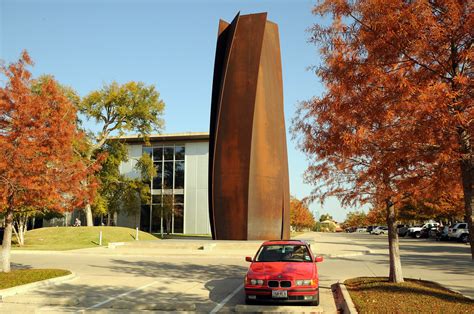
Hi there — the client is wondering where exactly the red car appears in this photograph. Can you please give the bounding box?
[244,240,323,305]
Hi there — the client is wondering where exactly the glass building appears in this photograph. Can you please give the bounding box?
[116,132,210,235]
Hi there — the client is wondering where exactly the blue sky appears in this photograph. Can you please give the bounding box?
[1,0,365,222]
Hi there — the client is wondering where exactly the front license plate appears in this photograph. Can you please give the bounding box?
[272,290,288,298]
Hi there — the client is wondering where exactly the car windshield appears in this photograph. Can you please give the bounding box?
[255,245,312,262]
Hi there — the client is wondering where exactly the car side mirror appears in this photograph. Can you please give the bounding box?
[315,256,324,263]
[245,256,253,262]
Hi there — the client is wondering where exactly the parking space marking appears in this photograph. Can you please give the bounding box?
[210,283,244,313]
[84,280,158,311]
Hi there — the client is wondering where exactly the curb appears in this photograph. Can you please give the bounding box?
[0,272,77,300]
[324,250,373,258]
[332,282,357,314]
[235,305,323,313]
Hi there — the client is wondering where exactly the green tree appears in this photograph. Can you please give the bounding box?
[79,81,165,226]
[319,213,333,222]
[93,142,157,225]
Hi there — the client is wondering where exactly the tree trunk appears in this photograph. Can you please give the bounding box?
[459,127,474,259]
[1,210,14,273]
[85,203,94,226]
[386,200,404,283]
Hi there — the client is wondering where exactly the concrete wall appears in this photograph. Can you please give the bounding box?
[184,142,211,234]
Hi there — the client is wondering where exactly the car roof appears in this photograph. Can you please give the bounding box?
[261,240,308,246]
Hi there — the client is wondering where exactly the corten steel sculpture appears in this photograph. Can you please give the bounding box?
[209,12,290,240]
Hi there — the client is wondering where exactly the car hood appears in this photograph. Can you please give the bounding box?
[248,262,314,279]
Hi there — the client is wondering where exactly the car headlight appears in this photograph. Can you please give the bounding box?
[296,279,314,286]
[250,279,265,285]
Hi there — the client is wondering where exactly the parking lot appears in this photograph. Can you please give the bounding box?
[2,232,472,313]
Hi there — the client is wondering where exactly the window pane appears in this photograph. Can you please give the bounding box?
[152,162,162,189]
[163,162,173,189]
[151,205,162,233]
[173,205,184,233]
[140,205,150,232]
[153,147,163,161]
[164,147,174,160]
[174,194,184,204]
[152,195,161,205]
[174,161,184,189]
[175,146,185,160]
[143,147,153,156]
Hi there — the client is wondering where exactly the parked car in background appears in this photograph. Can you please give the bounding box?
[435,226,450,241]
[366,226,375,233]
[407,223,439,239]
[448,223,470,243]
[397,225,410,237]
[372,226,388,235]
[420,224,438,238]
[244,240,323,305]
[356,227,367,232]
[345,227,356,233]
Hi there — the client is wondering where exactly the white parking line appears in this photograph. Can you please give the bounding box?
[210,283,244,313]
[84,281,158,311]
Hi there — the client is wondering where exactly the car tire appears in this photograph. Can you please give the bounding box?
[310,290,320,306]
[460,234,469,243]
[415,232,421,239]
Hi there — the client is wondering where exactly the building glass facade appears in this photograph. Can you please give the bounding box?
[141,144,185,234]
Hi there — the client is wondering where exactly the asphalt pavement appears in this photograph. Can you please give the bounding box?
[1,232,472,313]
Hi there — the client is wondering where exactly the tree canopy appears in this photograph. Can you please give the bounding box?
[0,52,90,272]
[293,0,473,281]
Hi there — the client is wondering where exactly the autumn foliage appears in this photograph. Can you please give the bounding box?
[290,197,315,231]
[293,0,472,281]
[0,52,90,272]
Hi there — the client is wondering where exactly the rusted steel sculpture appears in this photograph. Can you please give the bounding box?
[209,12,290,240]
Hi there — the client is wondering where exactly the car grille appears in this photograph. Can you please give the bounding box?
[267,280,292,288]
[280,281,291,287]
[268,280,279,288]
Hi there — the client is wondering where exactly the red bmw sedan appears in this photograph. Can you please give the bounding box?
[244,240,323,305]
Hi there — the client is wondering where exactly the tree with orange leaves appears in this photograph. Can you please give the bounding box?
[290,197,315,232]
[0,52,90,272]
[293,0,472,282]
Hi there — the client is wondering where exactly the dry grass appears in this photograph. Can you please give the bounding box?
[345,277,474,314]
[0,269,71,290]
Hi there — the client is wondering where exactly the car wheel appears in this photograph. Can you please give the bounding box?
[415,232,421,239]
[460,234,469,243]
[310,290,320,306]
[380,232,384,235]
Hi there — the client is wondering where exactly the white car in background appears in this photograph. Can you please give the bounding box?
[356,227,367,232]
[407,223,439,239]
[448,223,470,243]
[372,226,388,235]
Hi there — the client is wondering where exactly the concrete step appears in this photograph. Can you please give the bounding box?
[235,304,324,313]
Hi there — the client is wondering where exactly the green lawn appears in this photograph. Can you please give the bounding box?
[0,269,71,290]
[345,277,474,313]
[13,226,158,250]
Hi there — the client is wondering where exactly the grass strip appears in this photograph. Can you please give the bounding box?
[345,277,474,313]
[13,226,158,251]
[0,269,71,290]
